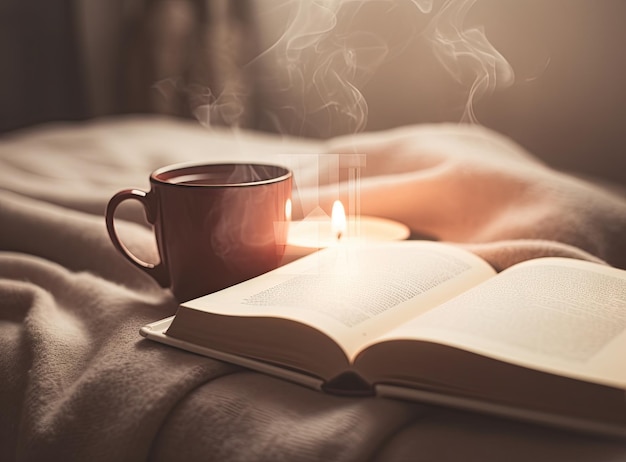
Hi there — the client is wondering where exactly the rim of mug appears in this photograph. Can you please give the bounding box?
[150,161,292,188]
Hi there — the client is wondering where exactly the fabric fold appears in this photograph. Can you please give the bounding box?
[1,117,625,461]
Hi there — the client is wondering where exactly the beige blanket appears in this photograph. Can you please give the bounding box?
[1,116,625,461]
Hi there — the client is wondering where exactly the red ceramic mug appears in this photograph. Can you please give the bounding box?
[106,162,292,302]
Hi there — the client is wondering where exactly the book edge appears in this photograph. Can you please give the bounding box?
[140,317,626,440]
[140,316,325,391]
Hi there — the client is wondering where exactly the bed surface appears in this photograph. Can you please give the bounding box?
[1,116,625,461]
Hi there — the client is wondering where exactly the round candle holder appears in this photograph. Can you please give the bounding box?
[282,215,410,265]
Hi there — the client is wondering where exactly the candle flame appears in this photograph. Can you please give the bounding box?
[331,200,347,240]
[285,198,292,222]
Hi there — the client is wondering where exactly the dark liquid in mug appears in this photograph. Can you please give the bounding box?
[157,164,290,186]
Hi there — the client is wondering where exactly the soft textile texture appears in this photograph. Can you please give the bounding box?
[1,116,625,461]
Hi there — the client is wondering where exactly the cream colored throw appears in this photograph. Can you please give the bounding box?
[1,116,625,461]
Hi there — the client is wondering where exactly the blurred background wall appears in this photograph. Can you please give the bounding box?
[0,0,624,184]
[0,0,87,131]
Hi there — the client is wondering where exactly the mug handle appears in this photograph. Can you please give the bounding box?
[105,189,170,288]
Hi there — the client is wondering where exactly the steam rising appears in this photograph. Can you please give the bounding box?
[190,0,515,134]
[423,0,515,122]
[411,0,434,14]
[252,0,389,136]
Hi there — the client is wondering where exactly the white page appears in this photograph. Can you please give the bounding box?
[374,257,626,388]
[181,241,495,359]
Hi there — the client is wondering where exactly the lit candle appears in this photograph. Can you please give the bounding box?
[281,200,410,264]
[331,200,347,241]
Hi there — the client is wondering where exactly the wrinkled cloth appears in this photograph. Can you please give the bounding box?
[1,116,625,461]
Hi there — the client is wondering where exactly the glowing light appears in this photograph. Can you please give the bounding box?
[331,200,347,240]
[285,198,293,222]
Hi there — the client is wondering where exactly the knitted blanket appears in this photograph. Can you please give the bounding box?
[1,116,625,461]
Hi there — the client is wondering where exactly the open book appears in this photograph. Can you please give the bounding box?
[141,241,626,438]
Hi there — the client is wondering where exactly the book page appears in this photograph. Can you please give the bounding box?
[181,241,495,360]
[374,257,626,388]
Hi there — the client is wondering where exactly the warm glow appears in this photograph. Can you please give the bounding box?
[331,200,347,240]
[285,198,292,222]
